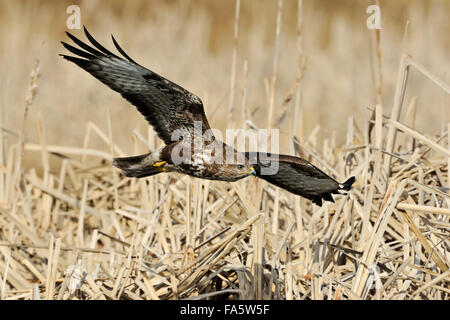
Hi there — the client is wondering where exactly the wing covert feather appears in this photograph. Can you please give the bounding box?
[247,152,354,206]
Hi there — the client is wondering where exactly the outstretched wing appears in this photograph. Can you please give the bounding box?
[247,152,355,206]
[60,27,211,145]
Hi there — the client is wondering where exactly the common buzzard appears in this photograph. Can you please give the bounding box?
[61,28,355,206]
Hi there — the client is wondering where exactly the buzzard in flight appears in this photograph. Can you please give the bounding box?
[61,28,355,206]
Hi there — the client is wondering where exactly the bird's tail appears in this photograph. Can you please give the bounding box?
[339,176,356,191]
[113,153,162,178]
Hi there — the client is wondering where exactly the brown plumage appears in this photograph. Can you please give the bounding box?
[61,27,355,206]
[246,153,355,206]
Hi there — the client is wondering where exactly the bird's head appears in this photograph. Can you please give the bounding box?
[218,161,256,182]
[210,147,255,181]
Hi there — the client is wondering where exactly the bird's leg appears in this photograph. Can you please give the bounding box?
[153,161,167,167]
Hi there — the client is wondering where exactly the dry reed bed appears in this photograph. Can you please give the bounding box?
[0,51,449,300]
[1,0,449,300]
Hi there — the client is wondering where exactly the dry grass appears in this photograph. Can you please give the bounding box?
[0,0,449,300]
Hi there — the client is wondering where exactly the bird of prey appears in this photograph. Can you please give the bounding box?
[61,27,355,206]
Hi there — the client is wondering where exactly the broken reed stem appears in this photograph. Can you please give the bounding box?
[397,203,450,216]
[384,54,409,175]
[12,60,40,207]
[267,0,283,135]
[106,106,119,210]
[19,60,40,168]
[227,0,241,126]
[388,119,450,157]
[291,0,305,148]
[241,59,249,127]
[385,54,450,174]
[375,1,382,107]
[448,123,450,208]
[37,110,49,185]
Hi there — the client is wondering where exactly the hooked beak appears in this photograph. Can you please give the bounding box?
[249,165,256,176]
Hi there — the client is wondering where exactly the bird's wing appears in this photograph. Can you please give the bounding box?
[61,27,211,145]
[246,152,355,206]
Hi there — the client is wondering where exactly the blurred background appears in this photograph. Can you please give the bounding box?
[0,0,449,172]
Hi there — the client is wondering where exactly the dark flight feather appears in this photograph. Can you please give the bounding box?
[111,34,137,64]
[247,152,355,206]
[61,27,212,145]
[83,26,122,60]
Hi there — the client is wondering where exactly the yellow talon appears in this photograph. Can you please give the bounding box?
[153,161,167,167]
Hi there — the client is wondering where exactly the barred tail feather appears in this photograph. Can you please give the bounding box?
[113,153,161,178]
[339,176,356,191]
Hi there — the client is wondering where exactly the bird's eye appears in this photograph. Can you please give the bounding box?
[237,164,245,170]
